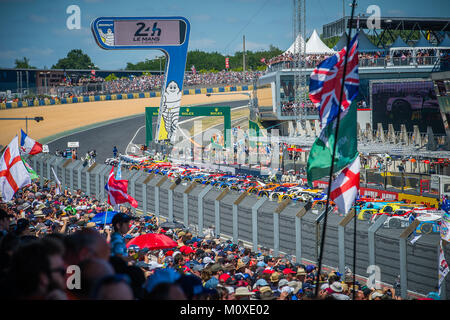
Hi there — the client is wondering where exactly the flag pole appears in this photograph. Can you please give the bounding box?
[315,0,358,297]
[353,197,358,300]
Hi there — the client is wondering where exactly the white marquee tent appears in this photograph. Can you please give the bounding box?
[284,29,335,55]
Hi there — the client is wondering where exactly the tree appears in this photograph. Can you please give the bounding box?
[125,47,283,72]
[52,49,97,70]
[104,73,118,81]
[14,57,36,69]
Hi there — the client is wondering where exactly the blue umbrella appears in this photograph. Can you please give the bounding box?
[90,211,119,225]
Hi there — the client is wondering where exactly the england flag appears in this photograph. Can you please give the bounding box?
[329,155,360,214]
[0,136,31,201]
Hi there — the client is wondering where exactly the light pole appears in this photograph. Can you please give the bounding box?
[206,91,252,108]
[40,71,50,95]
[0,116,44,135]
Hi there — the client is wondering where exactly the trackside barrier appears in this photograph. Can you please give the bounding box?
[30,154,450,298]
[215,189,229,237]
[198,185,213,235]
[368,215,388,267]
[0,85,254,109]
[233,193,247,244]
[184,182,197,228]
[338,208,356,274]
[399,220,420,299]
[252,197,267,252]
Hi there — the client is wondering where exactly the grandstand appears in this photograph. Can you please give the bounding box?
[252,15,450,139]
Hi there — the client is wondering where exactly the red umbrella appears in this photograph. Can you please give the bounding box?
[126,233,177,250]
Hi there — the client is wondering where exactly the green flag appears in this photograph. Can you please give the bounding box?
[306,102,358,186]
[21,156,39,180]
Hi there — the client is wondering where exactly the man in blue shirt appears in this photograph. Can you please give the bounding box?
[110,212,133,261]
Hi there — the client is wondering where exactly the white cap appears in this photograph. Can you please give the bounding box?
[148,261,164,270]
[203,256,213,265]
[226,286,235,294]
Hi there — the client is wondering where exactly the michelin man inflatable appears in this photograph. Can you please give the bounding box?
[161,80,182,142]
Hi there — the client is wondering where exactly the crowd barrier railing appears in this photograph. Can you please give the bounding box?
[266,56,440,72]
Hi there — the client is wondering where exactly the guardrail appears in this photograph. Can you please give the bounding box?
[266,56,440,72]
[29,153,450,298]
[0,84,254,110]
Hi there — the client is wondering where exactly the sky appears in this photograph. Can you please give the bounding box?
[0,0,449,70]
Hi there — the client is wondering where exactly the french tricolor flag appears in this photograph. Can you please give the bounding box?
[20,129,43,155]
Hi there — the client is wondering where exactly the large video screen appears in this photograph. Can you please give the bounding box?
[371,80,445,134]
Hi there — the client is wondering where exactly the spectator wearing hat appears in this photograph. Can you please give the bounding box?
[296,267,307,283]
[253,278,269,291]
[283,267,296,282]
[258,286,276,300]
[276,278,289,297]
[234,286,255,300]
[269,271,280,290]
[329,281,350,300]
[369,290,384,300]
[204,263,222,290]
[110,212,133,260]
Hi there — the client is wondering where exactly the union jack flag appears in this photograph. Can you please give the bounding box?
[309,34,359,129]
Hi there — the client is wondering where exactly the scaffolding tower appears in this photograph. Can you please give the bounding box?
[293,0,308,132]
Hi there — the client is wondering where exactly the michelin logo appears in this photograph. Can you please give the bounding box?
[162,80,182,142]
[98,24,114,46]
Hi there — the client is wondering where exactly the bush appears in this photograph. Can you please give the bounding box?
[104,73,118,82]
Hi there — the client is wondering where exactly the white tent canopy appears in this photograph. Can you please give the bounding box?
[305,29,336,54]
[284,29,335,55]
[284,33,305,55]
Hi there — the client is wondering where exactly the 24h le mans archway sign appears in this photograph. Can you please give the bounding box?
[91,16,190,144]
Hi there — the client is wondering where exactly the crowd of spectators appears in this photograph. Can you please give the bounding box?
[103,75,163,94]
[51,71,262,98]
[184,70,262,87]
[267,53,334,70]
[280,101,318,115]
[1,176,436,301]
[266,49,442,71]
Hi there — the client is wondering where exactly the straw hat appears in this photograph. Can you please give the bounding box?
[234,287,254,296]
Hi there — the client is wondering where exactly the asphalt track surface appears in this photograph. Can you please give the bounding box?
[47,100,248,163]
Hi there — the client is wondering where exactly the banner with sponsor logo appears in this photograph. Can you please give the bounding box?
[92,16,190,144]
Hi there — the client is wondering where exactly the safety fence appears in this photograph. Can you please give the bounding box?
[0,84,254,110]
[29,153,450,299]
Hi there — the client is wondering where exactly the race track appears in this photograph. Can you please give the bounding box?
[47,100,248,163]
